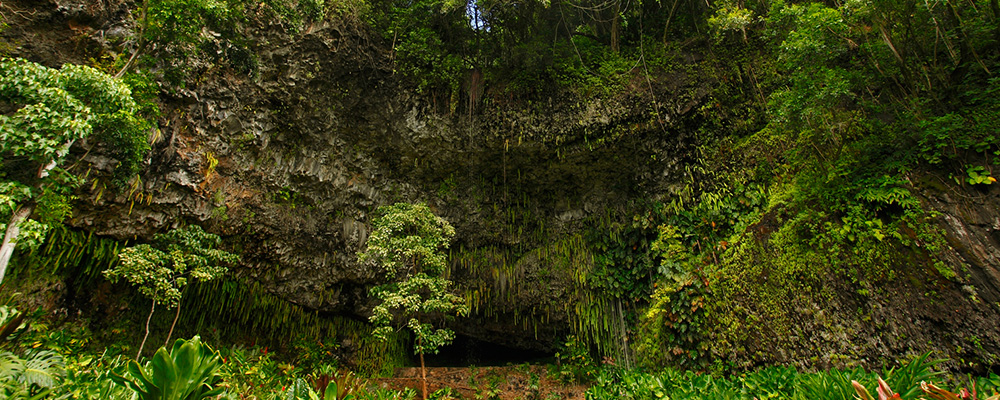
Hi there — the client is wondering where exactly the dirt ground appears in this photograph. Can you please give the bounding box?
[373,366,588,400]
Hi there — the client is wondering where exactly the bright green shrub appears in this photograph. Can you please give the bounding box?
[111,335,224,400]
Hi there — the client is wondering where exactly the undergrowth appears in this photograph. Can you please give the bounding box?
[587,354,1000,400]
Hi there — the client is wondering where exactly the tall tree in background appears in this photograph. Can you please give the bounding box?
[360,203,468,400]
[0,58,150,285]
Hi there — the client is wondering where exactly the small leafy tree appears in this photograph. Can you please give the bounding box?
[103,225,238,360]
[0,58,151,285]
[359,203,468,400]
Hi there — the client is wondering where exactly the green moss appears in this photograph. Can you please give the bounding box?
[696,190,954,368]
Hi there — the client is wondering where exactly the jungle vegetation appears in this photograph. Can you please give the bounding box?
[1,0,999,397]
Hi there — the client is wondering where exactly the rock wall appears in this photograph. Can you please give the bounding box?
[2,0,706,351]
[3,0,1000,369]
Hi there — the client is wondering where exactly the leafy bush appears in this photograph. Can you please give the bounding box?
[312,369,365,400]
[110,335,224,400]
[852,375,1000,400]
[61,354,134,400]
[279,376,416,400]
[218,344,296,396]
[553,335,600,383]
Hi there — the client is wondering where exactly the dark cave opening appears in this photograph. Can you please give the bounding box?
[422,335,554,367]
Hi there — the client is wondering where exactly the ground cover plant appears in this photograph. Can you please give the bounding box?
[0,305,420,400]
[2,306,999,400]
[585,355,1000,400]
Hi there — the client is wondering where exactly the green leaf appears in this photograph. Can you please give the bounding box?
[111,336,223,400]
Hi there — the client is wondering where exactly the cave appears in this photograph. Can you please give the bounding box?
[422,335,555,367]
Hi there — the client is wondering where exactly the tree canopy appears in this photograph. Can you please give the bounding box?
[359,203,467,400]
[104,224,238,309]
[359,202,456,278]
[0,58,151,284]
[104,224,238,359]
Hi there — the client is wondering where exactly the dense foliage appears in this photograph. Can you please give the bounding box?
[354,0,999,372]
[1,305,998,400]
[107,0,997,374]
[0,58,150,284]
[586,354,1000,400]
[361,203,468,399]
[3,0,1000,394]
[104,224,238,359]
[0,306,420,399]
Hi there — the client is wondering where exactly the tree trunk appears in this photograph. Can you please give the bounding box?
[610,2,621,53]
[0,205,35,285]
[137,300,156,361]
[163,298,182,348]
[115,0,150,78]
[0,140,75,286]
[419,338,428,400]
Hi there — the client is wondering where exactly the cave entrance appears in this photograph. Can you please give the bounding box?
[422,335,554,367]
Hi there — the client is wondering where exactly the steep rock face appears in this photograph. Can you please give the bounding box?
[918,178,1000,306]
[4,0,1000,368]
[2,0,705,350]
[710,174,1000,372]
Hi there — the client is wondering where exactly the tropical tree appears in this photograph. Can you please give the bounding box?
[103,224,238,360]
[359,203,468,400]
[0,58,150,285]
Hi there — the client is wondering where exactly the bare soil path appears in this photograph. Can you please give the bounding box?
[373,366,588,400]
